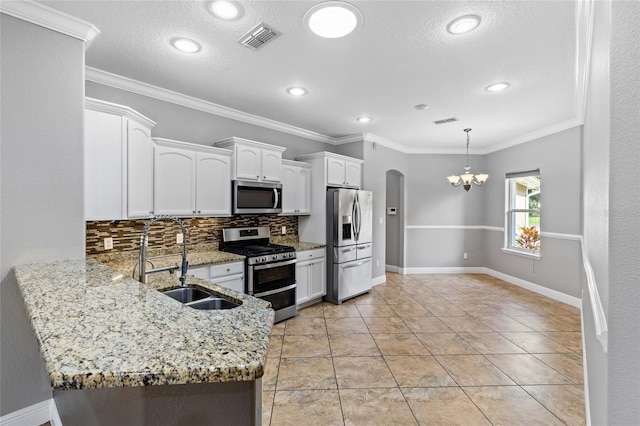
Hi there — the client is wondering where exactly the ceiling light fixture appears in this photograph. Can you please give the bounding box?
[287,87,308,96]
[356,116,372,123]
[304,1,363,38]
[446,128,489,191]
[209,1,240,20]
[170,37,201,53]
[486,82,511,92]
[447,14,481,34]
[414,104,430,110]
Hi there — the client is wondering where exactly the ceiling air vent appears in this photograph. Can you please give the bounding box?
[433,117,458,125]
[238,22,280,51]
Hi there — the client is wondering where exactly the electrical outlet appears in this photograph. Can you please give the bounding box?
[104,237,113,250]
[281,226,286,235]
[176,233,183,244]
[463,252,468,259]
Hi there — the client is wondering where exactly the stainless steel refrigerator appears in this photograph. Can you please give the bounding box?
[325,188,373,304]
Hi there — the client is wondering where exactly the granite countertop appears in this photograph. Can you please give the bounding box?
[14,258,274,390]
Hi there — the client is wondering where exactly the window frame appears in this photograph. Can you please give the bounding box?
[502,169,541,260]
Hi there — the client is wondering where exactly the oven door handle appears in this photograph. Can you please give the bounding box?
[252,258,297,270]
[254,283,297,298]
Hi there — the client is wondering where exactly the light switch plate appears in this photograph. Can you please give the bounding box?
[281,226,286,235]
[176,233,184,244]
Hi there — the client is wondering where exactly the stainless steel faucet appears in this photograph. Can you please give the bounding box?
[138,215,188,286]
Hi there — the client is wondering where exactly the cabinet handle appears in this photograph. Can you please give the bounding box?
[226,268,230,272]
[197,210,201,214]
[256,175,260,178]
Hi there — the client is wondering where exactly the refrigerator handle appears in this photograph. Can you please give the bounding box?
[351,194,357,240]
[354,192,361,240]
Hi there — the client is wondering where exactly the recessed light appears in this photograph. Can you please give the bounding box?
[356,116,372,123]
[486,82,511,92]
[170,37,201,53]
[287,87,308,96]
[447,14,481,34]
[304,1,363,38]
[414,104,430,110]
[209,1,240,20]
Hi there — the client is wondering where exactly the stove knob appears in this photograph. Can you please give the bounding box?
[272,255,278,260]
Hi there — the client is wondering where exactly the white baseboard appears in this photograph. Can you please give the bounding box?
[484,268,581,308]
[404,266,486,274]
[385,264,402,274]
[371,275,386,286]
[398,266,581,308]
[0,398,61,426]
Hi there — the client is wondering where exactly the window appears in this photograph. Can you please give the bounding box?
[505,169,540,257]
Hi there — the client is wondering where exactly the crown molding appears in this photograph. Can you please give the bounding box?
[85,67,584,156]
[482,118,583,154]
[0,0,99,42]
[85,97,156,128]
[85,67,335,145]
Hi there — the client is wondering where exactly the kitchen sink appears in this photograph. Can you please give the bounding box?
[162,287,211,303]
[161,286,241,310]
[188,298,240,310]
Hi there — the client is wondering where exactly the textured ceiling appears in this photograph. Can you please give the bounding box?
[42,0,580,153]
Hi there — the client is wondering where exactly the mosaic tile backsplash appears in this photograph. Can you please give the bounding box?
[86,215,298,255]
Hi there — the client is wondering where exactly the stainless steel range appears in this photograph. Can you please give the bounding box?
[220,226,297,323]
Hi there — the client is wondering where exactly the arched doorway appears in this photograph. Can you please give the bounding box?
[385,170,405,273]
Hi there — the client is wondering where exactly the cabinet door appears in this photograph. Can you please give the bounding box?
[326,158,346,186]
[296,262,310,305]
[188,266,209,281]
[196,152,231,216]
[281,165,298,214]
[154,145,196,216]
[297,167,311,214]
[85,109,124,220]
[344,161,361,188]
[235,145,261,180]
[127,120,154,218]
[261,148,282,182]
[309,258,326,300]
[215,276,244,293]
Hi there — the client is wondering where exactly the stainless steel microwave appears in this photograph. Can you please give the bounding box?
[233,180,282,214]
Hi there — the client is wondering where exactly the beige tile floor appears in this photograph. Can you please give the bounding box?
[263,273,585,426]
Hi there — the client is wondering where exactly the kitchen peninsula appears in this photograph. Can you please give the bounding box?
[14,257,274,425]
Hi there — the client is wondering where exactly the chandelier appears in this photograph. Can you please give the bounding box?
[446,128,489,191]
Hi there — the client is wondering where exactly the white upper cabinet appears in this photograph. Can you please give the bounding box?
[296,152,363,189]
[326,157,361,188]
[214,137,286,183]
[153,138,232,217]
[153,142,196,216]
[195,152,232,215]
[127,122,155,218]
[84,98,156,220]
[281,160,311,215]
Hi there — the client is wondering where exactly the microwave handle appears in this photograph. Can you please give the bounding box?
[273,188,279,209]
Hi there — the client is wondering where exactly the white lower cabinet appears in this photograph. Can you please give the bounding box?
[296,248,326,306]
[188,261,244,293]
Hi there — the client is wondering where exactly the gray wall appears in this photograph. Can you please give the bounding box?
[483,126,583,298]
[581,0,640,423]
[0,15,86,415]
[86,82,334,160]
[405,153,488,268]
[359,142,408,279]
[385,171,404,268]
[607,1,640,421]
